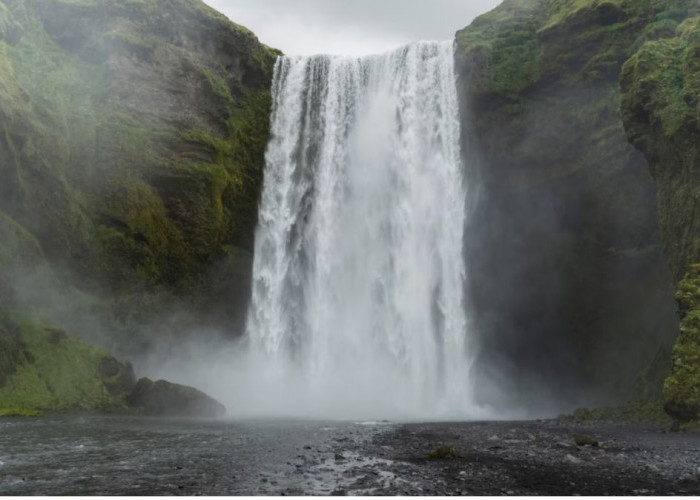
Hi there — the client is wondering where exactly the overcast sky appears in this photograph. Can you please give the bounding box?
[203,0,503,56]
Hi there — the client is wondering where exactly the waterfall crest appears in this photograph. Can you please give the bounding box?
[244,41,478,419]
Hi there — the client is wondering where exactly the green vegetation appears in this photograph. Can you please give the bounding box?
[620,11,700,426]
[0,311,131,414]
[0,0,277,411]
[457,0,698,99]
[0,0,277,352]
[454,0,693,406]
[663,267,700,422]
[566,400,674,426]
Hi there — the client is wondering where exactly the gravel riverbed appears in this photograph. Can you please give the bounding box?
[0,416,698,495]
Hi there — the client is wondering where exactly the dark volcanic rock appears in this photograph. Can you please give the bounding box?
[98,356,137,397]
[621,15,700,424]
[454,0,692,409]
[128,377,226,417]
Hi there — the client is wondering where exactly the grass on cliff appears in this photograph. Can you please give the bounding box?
[0,0,274,350]
[457,0,698,99]
[565,400,674,426]
[0,311,127,414]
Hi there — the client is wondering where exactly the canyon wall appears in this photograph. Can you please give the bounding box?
[454,0,694,410]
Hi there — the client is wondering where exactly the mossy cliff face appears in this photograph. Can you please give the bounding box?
[620,12,700,422]
[0,0,277,351]
[0,310,226,416]
[455,0,694,409]
[663,266,700,422]
[0,311,135,415]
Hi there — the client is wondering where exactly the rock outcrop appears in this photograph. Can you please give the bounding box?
[0,0,278,354]
[620,11,700,423]
[0,0,274,417]
[128,377,226,417]
[454,0,692,409]
[0,312,135,415]
[0,311,224,417]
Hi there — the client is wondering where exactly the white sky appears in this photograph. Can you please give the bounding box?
[203,0,503,56]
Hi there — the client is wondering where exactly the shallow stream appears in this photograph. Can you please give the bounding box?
[0,415,392,495]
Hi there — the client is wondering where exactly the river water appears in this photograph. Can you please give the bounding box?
[0,415,394,495]
[3,416,700,495]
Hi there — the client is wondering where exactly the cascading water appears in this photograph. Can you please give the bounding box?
[242,41,479,420]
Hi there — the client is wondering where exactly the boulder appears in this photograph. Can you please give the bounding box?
[98,356,137,398]
[127,377,226,417]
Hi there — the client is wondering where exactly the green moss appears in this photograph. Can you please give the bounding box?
[456,1,543,97]
[567,400,674,426]
[0,323,25,387]
[621,16,700,425]
[0,211,43,266]
[0,311,128,414]
[0,0,275,341]
[0,0,278,373]
[199,66,235,109]
[540,0,628,32]
[454,0,696,404]
[104,23,158,61]
[0,408,42,416]
[662,268,700,422]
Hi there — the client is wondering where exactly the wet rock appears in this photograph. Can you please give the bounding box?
[574,434,599,447]
[428,446,459,459]
[127,377,226,417]
[98,356,136,397]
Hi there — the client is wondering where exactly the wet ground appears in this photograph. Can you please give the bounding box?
[0,415,699,495]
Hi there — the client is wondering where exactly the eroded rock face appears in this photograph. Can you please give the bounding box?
[98,356,137,398]
[621,14,700,422]
[128,377,226,417]
[454,0,692,409]
[0,0,278,351]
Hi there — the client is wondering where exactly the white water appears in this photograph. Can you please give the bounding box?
[240,41,480,420]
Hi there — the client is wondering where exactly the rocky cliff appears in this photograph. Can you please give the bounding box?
[454,0,695,411]
[620,9,700,423]
[0,0,277,357]
[3,0,700,420]
[0,0,277,414]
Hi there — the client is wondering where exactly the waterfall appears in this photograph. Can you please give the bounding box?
[244,41,478,419]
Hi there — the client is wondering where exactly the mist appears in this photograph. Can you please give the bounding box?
[139,42,536,423]
[0,0,680,427]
